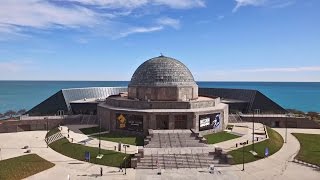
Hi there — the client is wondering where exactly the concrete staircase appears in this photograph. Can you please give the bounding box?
[145,132,206,148]
[136,153,218,169]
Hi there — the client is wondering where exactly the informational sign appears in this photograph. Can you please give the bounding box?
[85,151,91,161]
[265,147,269,157]
[200,118,210,127]
[199,113,222,131]
[212,114,221,129]
[116,113,143,132]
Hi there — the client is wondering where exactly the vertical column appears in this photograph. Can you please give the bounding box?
[169,114,175,129]
[194,113,199,132]
[149,114,157,129]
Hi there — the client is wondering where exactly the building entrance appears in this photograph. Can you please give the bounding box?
[174,115,187,129]
[156,115,169,129]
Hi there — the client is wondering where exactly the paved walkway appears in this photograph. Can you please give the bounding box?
[211,122,268,152]
[60,125,138,154]
[0,131,135,180]
[1,127,319,179]
[136,128,320,180]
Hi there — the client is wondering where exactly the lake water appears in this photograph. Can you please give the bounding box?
[0,81,319,113]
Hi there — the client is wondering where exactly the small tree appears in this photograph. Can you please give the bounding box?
[4,110,16,117]
[17,109,27,115]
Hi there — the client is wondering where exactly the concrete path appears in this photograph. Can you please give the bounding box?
[0,131,136,180]
[60,125,138,154]
[1,127,319,179]
[136,128,320,180]
[210,122,268,152]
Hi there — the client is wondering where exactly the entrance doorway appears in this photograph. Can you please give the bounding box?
[174,115,187,129]
[156,115,169,129]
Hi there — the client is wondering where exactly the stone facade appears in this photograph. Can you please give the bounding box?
[97,55,229,135]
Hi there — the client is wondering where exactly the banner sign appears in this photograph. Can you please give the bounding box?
[116,113,143,132]
[199,113,222,131]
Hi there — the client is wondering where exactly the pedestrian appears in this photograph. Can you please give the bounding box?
[100,167,103,176]
[119,164,123,172]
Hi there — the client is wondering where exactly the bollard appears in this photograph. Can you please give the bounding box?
[256,137,259,141]
[246,140,248,144]
[114,146,117,151]
[71,138,73,142]
[236,143,238,148]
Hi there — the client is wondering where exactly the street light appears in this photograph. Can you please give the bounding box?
[99,118,101,154]
[240,141,247,171]
[252,110,255,151]
[45,117,48,148]
[123,144,130,175]
[285,113,288,143]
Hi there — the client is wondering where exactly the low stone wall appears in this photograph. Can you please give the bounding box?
[0,118,63,133]
[240,116,320,129]
[105,96,215,110]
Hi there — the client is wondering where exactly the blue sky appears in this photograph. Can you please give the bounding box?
[0,0,319,81]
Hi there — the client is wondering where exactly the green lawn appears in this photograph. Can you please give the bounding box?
[92,132,144,146]
[49,137,131,167]
[204,131,240,144]
[292,133,320,165]
[0,154,55,180]
[79,126,107,135]
[228,127,284,164]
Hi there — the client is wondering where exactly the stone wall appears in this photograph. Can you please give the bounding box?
[105,96,215,110]
[241,116,320,129]
[128,85,198,101]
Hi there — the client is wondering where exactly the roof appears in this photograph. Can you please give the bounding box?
[129,56,196,87]
[27,87,127,115]
[199,88,287,114]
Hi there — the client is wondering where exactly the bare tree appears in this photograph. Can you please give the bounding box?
[4,110,16,117]
[17,109,27,115]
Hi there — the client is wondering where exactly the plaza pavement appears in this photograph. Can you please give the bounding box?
[59,125,138,154]
[0,127,319,179]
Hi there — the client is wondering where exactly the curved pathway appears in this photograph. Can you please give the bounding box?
[135,128,320,180]
[1,128,319,179]
[0,131,135,180]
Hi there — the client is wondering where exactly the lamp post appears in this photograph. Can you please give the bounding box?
[45,117,48,148]
[285,114,288,143]
[99,118,101,154]
[240,141,247,171]
[252,110,255,151]
[123,144,130,175]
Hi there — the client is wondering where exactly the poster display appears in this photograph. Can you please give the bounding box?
[116,113,143,132]
[199,113,222,131]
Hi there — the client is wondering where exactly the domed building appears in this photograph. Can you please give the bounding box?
[98,56,228,135]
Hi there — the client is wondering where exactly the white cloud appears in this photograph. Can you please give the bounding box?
[0,61,33,72]
[119,26,163,38]
[65,0,205,9]
[233,0,295,12]
[152,0,205,9]
[0,0,201,39]
[157,17,180,29]
[238,66,320,72]
[0,0,98,36]
[233,0,267,12]
[194,66,320,81]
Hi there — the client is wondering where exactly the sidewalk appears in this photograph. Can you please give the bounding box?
[210,122,268,152]
[59,125,138,154]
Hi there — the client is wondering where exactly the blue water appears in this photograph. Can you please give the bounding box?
[0,81,319,113]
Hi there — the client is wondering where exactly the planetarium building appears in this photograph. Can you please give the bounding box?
[97,56,228,135]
